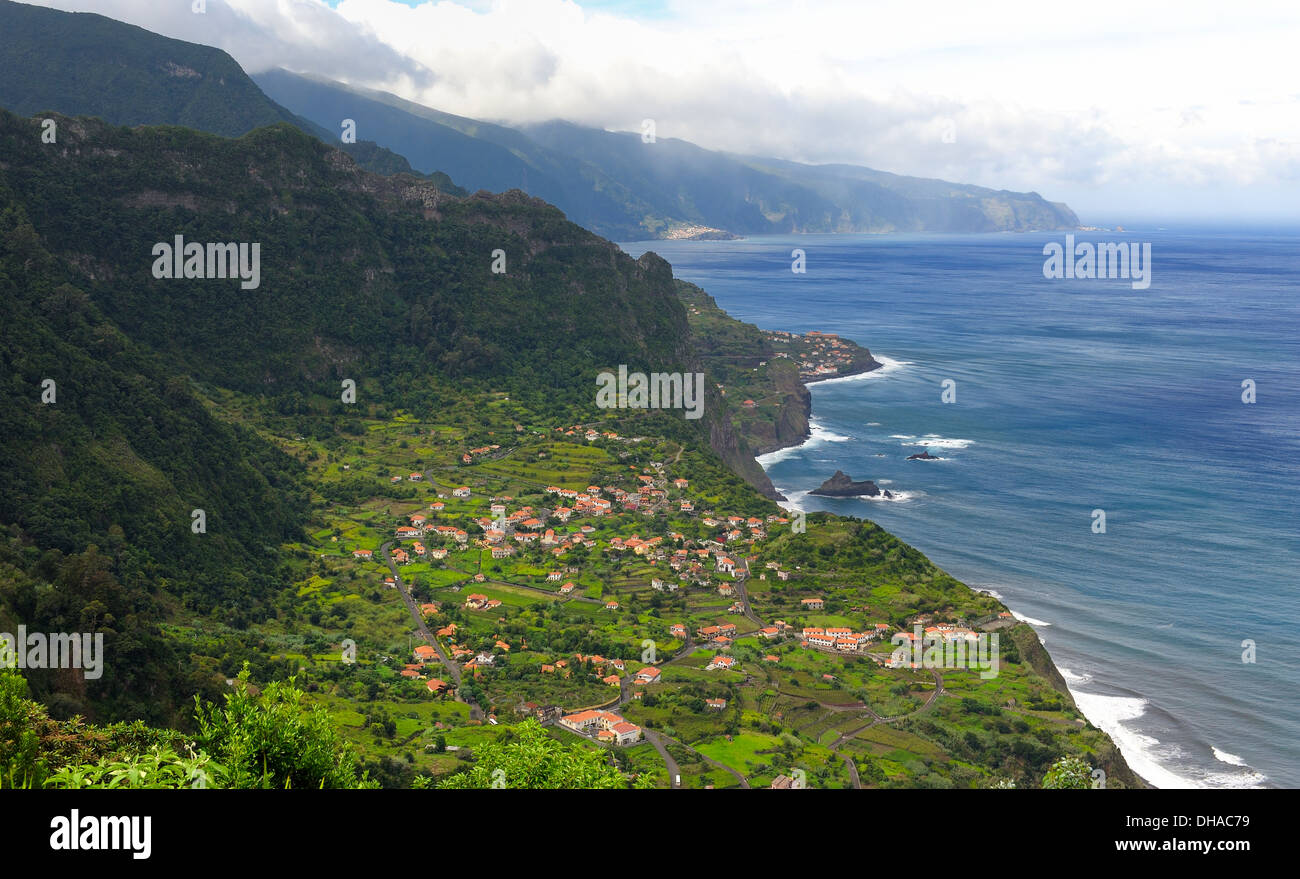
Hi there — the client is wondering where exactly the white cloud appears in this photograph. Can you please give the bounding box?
[22,0,1300,220]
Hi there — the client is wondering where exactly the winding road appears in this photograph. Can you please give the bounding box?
[381,540,483,721]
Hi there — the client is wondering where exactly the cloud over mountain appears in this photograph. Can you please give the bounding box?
[24,0,1300,220]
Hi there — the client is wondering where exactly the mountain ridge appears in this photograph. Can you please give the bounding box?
[255,68,1081,239]
[0,0,463,192]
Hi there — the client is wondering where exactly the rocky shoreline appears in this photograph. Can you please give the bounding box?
[808,469,893,498]
[750,358,883,457]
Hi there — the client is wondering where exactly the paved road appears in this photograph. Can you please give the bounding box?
[730,564,764,628]
[843,755,861,789]
[654,731,750,789]
[381,540,482,721]
[644,731,682,789]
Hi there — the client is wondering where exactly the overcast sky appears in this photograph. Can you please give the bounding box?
[30,0,1300,223]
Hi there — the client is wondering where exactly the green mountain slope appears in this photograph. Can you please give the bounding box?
[0,0,462,191]
[0,109,1140,789]
[0,104,777,717]
[0,176,309,726]
[0,0,298,136]
[523,119,1081,235]
[253,68,669,240]
[255,68,1079,238]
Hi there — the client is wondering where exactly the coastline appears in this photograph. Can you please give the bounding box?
[752,352,1152,788]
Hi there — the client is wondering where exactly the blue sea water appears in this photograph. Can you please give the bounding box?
[622,229,1300,788]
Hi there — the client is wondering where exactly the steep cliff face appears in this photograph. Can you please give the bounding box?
[750,365,812,457]
[672,279,879,462]
[1010,625,1147,789]
[0,109,782,504]
[632,253,782,499]
[706,401,784,500]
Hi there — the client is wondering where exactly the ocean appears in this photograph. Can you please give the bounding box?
[622,228,1300,788]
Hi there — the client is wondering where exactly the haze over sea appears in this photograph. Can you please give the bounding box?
[623,228,1300,788]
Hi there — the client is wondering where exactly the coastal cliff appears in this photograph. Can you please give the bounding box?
[676,279,881,458]
[679,283,1146,788]
[1011,626,1149,788]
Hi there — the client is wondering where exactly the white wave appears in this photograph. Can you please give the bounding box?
[1012,610,1052,627]
[807,420,852,444]
[888,434,914,440]
[974,587,1003,600]
[1212,747,1247,767]
[776,489,812,512]
[756,444,802,466]
[780,486,916,507]
[1068,690,1267,789]
[1199,766,1270,788]
[866,422,881,427]
[810,355,911,387]
[857,490,915,503]
[901,434,974,450]
[756,419,851,467]
[1068,691,1194,789]
[1059,666,1093,686]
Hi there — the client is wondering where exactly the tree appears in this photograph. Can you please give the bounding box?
[1041,755,1093,789]
[193,665,377,789]
[422,719,651,789]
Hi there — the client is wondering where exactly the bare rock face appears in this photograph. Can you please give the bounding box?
[808,470,893,498]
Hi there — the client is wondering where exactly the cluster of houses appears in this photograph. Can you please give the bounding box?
[549,426,629,444]
[559,709,643,745]
[460,444,500,464]
[800,624,888,653]
[540,653,634,685]
[405,645,451,694]
[416,619,514,673]
[358,465,797,609]
[763,329,858,380]
[346,448,950,731]
[920,623,983,643]
[544,485,617,517]
[698,622,738,650]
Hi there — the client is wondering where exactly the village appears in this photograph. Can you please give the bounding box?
[311,416,1015,788]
